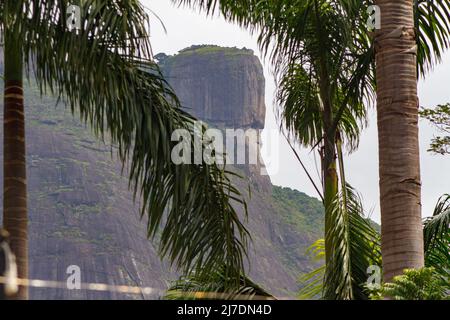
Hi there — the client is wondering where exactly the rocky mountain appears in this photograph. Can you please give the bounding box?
[0,46,324,299]
[157,45,272,190]
[157,45,266,129]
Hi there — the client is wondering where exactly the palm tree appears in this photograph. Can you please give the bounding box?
[2,21,27,299]
[175,0,450,297]
[374,0,423,284]
[302,193,450,300]
[374,0,450,282]
[176,0,379,299]
[260,1,379,299]
[0,0,249,299]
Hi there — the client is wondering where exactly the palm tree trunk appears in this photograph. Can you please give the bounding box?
[2,33,28,299]
[320,73,340,298]
[375,0,424,282]
[323,133,339,299]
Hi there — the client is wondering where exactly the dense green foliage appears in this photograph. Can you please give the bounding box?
[369,268,449,300]
[272,186,324,236]
[299,192,450,300]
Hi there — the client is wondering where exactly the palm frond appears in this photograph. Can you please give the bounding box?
[173,0,258,26]
[277,63,323,146]
[298,265,325,300]
[298,239,325,300]
[424,194,450,281]
[299,186,381,301]
[324,184,381,300]
[416,0,450,75]
[166,266,273,300]
[1,0,249,286]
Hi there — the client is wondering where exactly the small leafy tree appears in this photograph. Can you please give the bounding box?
[420,104,450,155]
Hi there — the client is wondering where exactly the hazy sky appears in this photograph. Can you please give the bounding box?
[146,1,450,222]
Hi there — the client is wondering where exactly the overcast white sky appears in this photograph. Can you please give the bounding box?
[146,1,450,222]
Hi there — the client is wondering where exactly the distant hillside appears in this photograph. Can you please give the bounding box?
[0,46,325,299]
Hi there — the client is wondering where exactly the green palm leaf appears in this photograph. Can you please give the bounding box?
[1,0,249,286]
[277,63,323,146]
[423,194,450,281]
[416,0,450,74]
[298,239,325,299]
[299,186,381,300]
[166,267,273,300]
[324,184,381,300]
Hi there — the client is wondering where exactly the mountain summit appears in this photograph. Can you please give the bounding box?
[0,46,324,299]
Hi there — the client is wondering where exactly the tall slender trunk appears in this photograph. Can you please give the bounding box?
[375,0,424,282]
[319,64,339,298]
[323,133,338,299]
[2,32,28,299]
[323,137,338,243]
[322,91,338,299]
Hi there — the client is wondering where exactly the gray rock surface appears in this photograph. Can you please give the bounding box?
[0,46,324,299]
[158,45,266,129]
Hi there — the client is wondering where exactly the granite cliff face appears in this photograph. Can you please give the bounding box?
[158,45,272,190]
[157,45,266,129]
[0,46,324,299]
